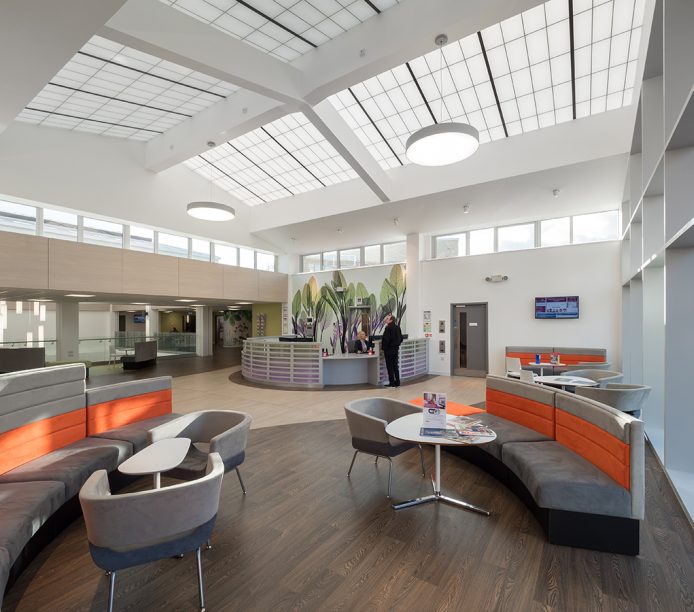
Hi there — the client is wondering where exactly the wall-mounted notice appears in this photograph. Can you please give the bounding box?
[256,313,266,337]
[281,303,289,334]
[423,310,432,336]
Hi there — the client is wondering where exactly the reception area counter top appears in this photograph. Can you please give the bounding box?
[241,337,428,388]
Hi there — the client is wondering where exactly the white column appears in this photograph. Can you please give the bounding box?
[145,305,159,337]
[56,302,79,360]
[195,306,213,356]
[405,233,422,336]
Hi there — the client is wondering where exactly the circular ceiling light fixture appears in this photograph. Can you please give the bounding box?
[405,34,479,167]
[186,201,236,221]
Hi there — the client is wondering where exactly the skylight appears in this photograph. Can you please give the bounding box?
[329,0,645,170]
[184,112,358,206]
[160,0,400,62]
[16,35,238,141]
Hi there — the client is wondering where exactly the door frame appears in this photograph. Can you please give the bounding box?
[450,302,489,377]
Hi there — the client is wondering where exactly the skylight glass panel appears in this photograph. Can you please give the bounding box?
[16,35,237,141]
[162,0,401,63]
[184,112,357,206]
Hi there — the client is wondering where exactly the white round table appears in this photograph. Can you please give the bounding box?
[385,413,496,515]
[118,438,191,488]
[526,362,566,376]
[534,375,598,390]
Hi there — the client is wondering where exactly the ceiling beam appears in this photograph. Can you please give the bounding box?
[101,0,304,104]
[0,0,127,136]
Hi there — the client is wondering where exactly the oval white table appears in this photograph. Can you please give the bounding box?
[534,375,598,390]
[385,413,496,515]
[526,362,566,376]
[118,437,191,488]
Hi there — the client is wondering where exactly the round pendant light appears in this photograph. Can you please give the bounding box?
[186,201,236,221]
[406,122,479,166]
[405,34,479,167]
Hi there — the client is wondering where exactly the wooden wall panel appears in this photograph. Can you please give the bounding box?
[258,270,288,302]
[178,259,224,299]
[0,231,48,289]
[223,266,258,301]
[49,240,122,293]
[122,250,178,296]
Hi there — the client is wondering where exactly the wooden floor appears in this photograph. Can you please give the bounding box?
[5,419,694,611]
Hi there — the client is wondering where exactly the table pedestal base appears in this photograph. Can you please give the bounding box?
[392,446,490,516]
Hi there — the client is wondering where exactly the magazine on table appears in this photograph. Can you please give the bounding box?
[422,392,447,429]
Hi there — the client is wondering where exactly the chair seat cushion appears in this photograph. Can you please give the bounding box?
[0,546,10,610]
[502,441,632,518]
[164,445,244,480]
[0,481,66,562]
[471,413,552,460]
[0,438,132,498]
[90,413,182,452]
[352,437,415,458]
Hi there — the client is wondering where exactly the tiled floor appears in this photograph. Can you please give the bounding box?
[171,365,486,429]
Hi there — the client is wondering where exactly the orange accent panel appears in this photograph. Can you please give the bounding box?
[507,352,553,363]
[559,354,606,365]
[0,408,86,474]
[555,409,630,489]
[409,398,484,416]
[486,388,555,437]
[87,389,172,435]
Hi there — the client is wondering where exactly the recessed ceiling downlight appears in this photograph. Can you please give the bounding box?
[186,201,236,221]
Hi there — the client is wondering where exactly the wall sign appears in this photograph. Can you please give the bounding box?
[423,310,432,336]
[438,320,445,333]
[439,340,446,354]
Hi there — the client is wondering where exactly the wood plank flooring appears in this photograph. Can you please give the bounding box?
[5,420,693,612]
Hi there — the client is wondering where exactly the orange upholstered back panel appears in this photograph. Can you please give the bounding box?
[410,398,484,416]
[486,388,554,437]
[506,352,552,363]
[87,389,172,435]
[0,408,86,474]
[559,354,606,365]
[555,409,630,489]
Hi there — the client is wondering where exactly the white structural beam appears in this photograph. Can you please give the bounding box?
[0,0,127,135]
[102,0,304,104]
[304,101,392,202]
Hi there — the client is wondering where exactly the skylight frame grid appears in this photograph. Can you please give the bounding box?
[19,35,238,141]
[164,0,400,63]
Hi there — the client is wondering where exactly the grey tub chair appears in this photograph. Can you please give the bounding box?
[576,383,651,418]
[79,453,224,612]
[148,410,251,493]
[345,397,426,498]
[564,369,623,388]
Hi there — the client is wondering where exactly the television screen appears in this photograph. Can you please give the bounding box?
[133,313,146,324]
[535,296,579,319]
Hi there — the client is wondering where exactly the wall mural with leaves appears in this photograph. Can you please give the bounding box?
[291,264,406,354]
[218,309,252,346]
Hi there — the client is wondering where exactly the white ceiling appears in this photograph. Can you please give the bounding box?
[0,0,654,255]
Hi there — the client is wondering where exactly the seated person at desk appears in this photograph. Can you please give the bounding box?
[351,331,374,354]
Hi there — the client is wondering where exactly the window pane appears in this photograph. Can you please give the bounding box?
[43,209,77,241]
[436,233,465,258]
[573,211,620,243]
[239,247,254,268]
[130,226,154,252]
[158,232,188,257]
[469,228,494,255]
[213,243,237,265]
[383,241,406,263]
[541,217,570,247]
[256,252,275,271]
[339,248,360,268]
[498,223,534,252]
[83,217,122,248]
[364,245,381,266]
[303,253,320,272]
[191,239,210,261]
[322,251,338,270]
[0,201,36,235]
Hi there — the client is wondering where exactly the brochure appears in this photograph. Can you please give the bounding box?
[422,392,447,429]
[419,427,445,437]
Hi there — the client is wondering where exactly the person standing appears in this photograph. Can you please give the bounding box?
[381,313,402,387]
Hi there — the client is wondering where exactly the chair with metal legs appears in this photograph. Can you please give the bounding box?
[345,398,426,498]
[79,453,224,612]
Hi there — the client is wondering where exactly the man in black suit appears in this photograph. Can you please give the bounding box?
[381,314,403,387]
[351,330,373,354]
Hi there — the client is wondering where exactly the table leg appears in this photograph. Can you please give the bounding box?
[392,445,490,516]
[154,472,160,489]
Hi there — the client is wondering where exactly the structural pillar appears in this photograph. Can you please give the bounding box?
[56,302,79,361]
[405,233,422,336]
[146,305,159,338]
[195,306,213,357]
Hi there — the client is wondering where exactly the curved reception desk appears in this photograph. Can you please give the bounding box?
[241,337,428,389]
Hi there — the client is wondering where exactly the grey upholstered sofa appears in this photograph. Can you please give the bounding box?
[121,340,158,369]
[505,346,608,375]
[0,347,45,373]
[0,365,180,607]
[446,375,644,555]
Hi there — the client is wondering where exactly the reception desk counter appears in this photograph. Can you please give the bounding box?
[241,337,428,388]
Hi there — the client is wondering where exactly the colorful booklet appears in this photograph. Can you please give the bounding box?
[422,392,447,429]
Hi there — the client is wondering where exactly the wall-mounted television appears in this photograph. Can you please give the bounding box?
[133,313,146,324]
[535,296,579,319]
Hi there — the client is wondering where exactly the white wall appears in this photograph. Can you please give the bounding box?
[2,308,111,342]
[421,241,622,376]
[79,311,111,338]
